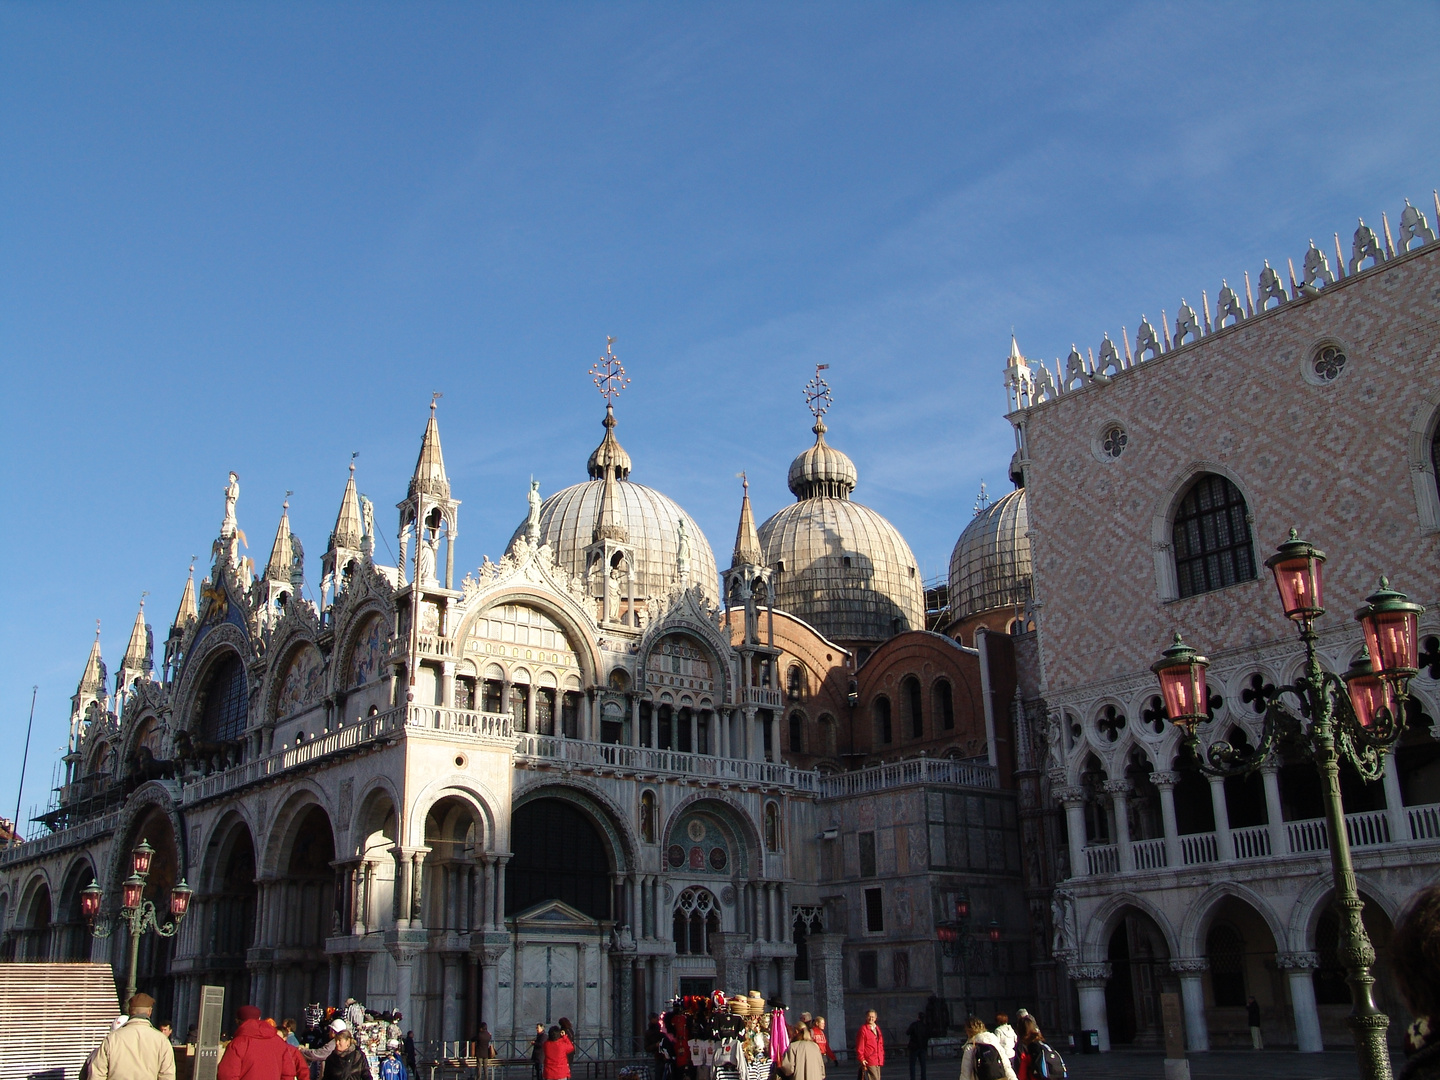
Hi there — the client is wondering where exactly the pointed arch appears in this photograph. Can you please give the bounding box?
[1151,462,1264,602]
[1178,881,1287,957]
[1080,891,1181,962]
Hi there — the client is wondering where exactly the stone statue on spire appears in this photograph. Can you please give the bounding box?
[676,518,691,583]
[526,479,543,543]
[221,471,240,537]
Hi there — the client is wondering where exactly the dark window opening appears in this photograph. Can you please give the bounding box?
[858,831,876,878]
[1314,911,1351,1005]
[507,799,611,919]
[793,916,811,981]
[864,887,884,932]
[789,712,804,753]
[935,680,955,730]
[874,697,892,745]
[1173,474,1257,598]
[905,676,923,739]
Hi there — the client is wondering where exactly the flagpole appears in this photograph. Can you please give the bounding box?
[12,686,37,846]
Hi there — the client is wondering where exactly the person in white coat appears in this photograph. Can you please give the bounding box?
[992,1015,1017,1065]
[958,1018,1016,1080]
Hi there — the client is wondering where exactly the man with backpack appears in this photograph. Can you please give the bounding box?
[959,1018,1015,1080]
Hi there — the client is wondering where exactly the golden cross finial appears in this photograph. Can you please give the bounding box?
[589,337,630,404]
[804,364,833,421]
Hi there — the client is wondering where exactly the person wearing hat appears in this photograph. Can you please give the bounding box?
[218,1004,296,1080]
[89,993,176,1080]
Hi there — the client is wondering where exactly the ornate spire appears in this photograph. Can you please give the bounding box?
[173,562,197,631]
[332,459,363,551]
[264,498,294,583]
[122,598,150,671]
[408,395,451,502]
[78,622,105,696]
[973,481,991,517]
[732,473,762,568]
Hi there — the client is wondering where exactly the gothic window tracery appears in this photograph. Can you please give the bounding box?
[672,887,720,956]
[1172,474,1257,598]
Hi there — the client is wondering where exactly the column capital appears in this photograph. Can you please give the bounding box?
[1276,950,1320,971]
[1169,957,1209,975]
[1068,962,1111,984]
[1055,785,1086,806]
[1102,779,1132,796]
[1149,771,1179,788]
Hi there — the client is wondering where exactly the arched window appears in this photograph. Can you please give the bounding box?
[1431,419,1440,506]
[672,887,720,956]
[904,676,923,739]
[1172,474,1257,598]
[787,665,804,700]
[874,697,892,745]
[933,680,955,731]
[198,653,248,744]
[789,712,804,753]
[1079,755,1110,843]
[764,802,782,852]
[640,791,656,845]
[1206,922,1247,1006]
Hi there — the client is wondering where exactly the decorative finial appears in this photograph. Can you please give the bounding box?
[140,591,148,609]
[350,451,358,475]
[973,481,990,516]
[741,470,748,493]
[284,490,292,511]
[431,391,442,412]
[804,364,833,426]
[95,619,101,639]
[589,337,630,404]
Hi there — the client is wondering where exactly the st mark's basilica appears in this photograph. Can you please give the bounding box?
[7,189,1440,1060]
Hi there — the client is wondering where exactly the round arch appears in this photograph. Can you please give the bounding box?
[262,784,337,877]
[456,589,603,688]
[406,773,504,852]
[109,782,189,889]
[173,623,252,734]
[661,792,763,878]
[332,603,392,694]
[349,778,402,860]
[511,780,636,874]
[262,632,328,725]
[199,810,258,893]
[507,791,619,921]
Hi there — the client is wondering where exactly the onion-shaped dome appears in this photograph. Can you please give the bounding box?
[758,421,924,644]
[948,487,1031,622]
[510,409,720,607]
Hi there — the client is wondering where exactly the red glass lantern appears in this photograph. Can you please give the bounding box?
[1264,530,1326,623]
[1345,649,1395,730]
[169,879,193,918]
[121,873,144,910]
[1151,634,1210,731]
[988,922,1002,944]
[955,898,970,920]
[937,924,957,945]
[131,839,155,878]
[1356,578,1424,683]
[80,882,102,920]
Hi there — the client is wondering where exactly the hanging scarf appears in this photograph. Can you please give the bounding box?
[770,1009,790,1063]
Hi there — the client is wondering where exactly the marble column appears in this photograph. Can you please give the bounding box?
[1071,963,1112,1052]
[479,946,505,1029]
[1170,958,1209,1052]
[394,850,412,929]
[388,943,421,1030]
[1277,952,1323,1052]
[1150,771,1182,868]
[1207,776,1234,861]
[1105,780,1134,872]
[442,954,462,1040]
[1058,787,1087,878]
[1261,764,1288,856]
[493,857,509,929]
[1382,754,1408,843]
[743,707,758,761]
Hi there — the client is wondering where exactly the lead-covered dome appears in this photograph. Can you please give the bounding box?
[758,420,924,644]
[510,408,720,607]
[948,486,1030,622]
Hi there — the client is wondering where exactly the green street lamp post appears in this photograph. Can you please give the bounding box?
[81,838,193,1005]
[1152,530,1422,1080]
[937,895,1000,1022]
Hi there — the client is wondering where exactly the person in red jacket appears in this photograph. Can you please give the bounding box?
[219,1005,293,1080]
[542,1025,574,1080]
[855,1010,885,1080]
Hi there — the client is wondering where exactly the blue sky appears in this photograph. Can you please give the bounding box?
[2,3,1437,830]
